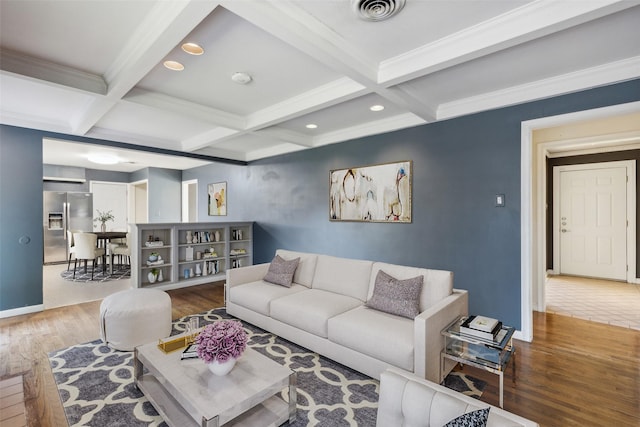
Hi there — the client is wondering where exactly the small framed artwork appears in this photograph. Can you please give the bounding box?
[330,160,411,223]
[208,182,227,216]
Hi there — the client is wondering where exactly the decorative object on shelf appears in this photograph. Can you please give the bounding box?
[145,241,163,247]
[184,269,190,279]
[157,269,164,282]
[202,261,208,276]
[186,246,194,261]
[148,252,159,262]
[195,320,247,376]
[195,264,202,276]
[94,209,115,232]
[186,230,192,243]
[189,267,194,278]
[208,182,227,216]
[214,230,221,242]
[330,160,412,223]
[230,248,247,255]
[196,251,202,260]
[148,270,157,283]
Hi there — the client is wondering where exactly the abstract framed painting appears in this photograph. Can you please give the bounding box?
[330,161,411,222]
[208,182,227,216]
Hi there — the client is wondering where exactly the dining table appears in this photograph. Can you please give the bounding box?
[95,231,127,275]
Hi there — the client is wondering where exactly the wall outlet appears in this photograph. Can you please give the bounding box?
[495,194,505,207]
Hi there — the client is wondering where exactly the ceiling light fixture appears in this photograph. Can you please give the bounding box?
[352,0,405,21]
[231,72,252,84]
[370,105,385,111]
[181,42,204,55]
[88,153,119,165]
[163,60,184,71]
[306,124,318,129]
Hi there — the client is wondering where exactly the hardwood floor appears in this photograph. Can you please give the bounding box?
[1,282,638,427]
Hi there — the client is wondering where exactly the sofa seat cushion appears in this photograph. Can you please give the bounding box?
[270,289,362,338]
[228,281,307,316]
[328,306,414,371]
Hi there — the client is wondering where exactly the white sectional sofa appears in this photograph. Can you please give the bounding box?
[226,249,468,382]
[377,368,539,426]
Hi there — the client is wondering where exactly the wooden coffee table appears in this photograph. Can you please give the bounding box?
[134,342,297,427]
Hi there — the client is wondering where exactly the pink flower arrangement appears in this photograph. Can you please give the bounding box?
[196,320,248,363]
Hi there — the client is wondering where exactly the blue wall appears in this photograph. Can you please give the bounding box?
[1,80,639,321]
[0,126,44,310]
[184,79,640,329]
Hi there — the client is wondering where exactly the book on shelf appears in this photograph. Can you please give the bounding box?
[460,315,503,342]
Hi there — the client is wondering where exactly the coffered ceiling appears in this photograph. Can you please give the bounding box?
[1,0,639,170]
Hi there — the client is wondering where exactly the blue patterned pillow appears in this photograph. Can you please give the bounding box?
[443,408,490,427]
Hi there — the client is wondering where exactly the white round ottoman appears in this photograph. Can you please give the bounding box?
[100,288,172,351]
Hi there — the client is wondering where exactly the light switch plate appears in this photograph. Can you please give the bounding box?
[495,194,505,207]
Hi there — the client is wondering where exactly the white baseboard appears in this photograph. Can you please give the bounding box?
[0,304,44,319]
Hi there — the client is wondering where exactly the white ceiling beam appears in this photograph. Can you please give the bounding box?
[221,0,379,84]
[0,49,107,95]
[181,127,242,152]
[124,88,246,130]
[246,77,368,130]
[379,0,639,86]
[438,56,640,120]
[72,1,220,135]
[313,113,426,148]
[254,128,315,148]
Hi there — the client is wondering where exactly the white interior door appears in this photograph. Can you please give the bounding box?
[557,165,628,280]
[90,182,128,231]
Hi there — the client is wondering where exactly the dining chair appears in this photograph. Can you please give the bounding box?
[73,232,106,280]
[66,230,78,270]
[112,232,131,268]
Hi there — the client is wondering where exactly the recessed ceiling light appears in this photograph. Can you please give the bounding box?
[163,60,184,71]
[231,72,252,84]
[306,124,318,129]
[88,153,119,165]
[181,42,204,55]
[370,105,385,111]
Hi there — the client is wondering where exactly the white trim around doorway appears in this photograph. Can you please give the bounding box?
[520,100,640,343]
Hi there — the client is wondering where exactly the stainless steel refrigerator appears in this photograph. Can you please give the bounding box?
[43,191,93,264]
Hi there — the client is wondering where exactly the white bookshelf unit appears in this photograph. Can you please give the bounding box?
[131,222,253,290]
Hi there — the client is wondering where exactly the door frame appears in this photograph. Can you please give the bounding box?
[521,100,640,342]
[182,179,198,222]
[551,161,636,282]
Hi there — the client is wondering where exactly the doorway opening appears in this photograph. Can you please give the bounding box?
[182,179,198,222]
[522,101,640,342]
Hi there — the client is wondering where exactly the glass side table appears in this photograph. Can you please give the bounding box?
[441,316,516,408]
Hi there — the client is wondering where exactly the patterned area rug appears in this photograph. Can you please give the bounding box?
[59,264,131,283]
[49,308,484,426]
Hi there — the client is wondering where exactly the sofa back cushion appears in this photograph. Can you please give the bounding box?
[368,262,453,312]
[275,249,318,288]
[312,255,373,301]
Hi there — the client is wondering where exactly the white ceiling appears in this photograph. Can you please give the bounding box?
[1,0,639,171]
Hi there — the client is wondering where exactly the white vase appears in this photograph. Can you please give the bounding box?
[195,264,202,276]
[208,357,236,376]
[186,231,192,244]
[157,269,163,282]
[214,230,221,242]
[148,272,156,283]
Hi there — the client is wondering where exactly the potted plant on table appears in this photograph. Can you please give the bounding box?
[94,209,115,232]
[196,319,248,376]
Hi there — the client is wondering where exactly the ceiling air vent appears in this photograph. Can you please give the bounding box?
[352,0,405,21]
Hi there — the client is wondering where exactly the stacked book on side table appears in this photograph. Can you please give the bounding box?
[460,315,507,344]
